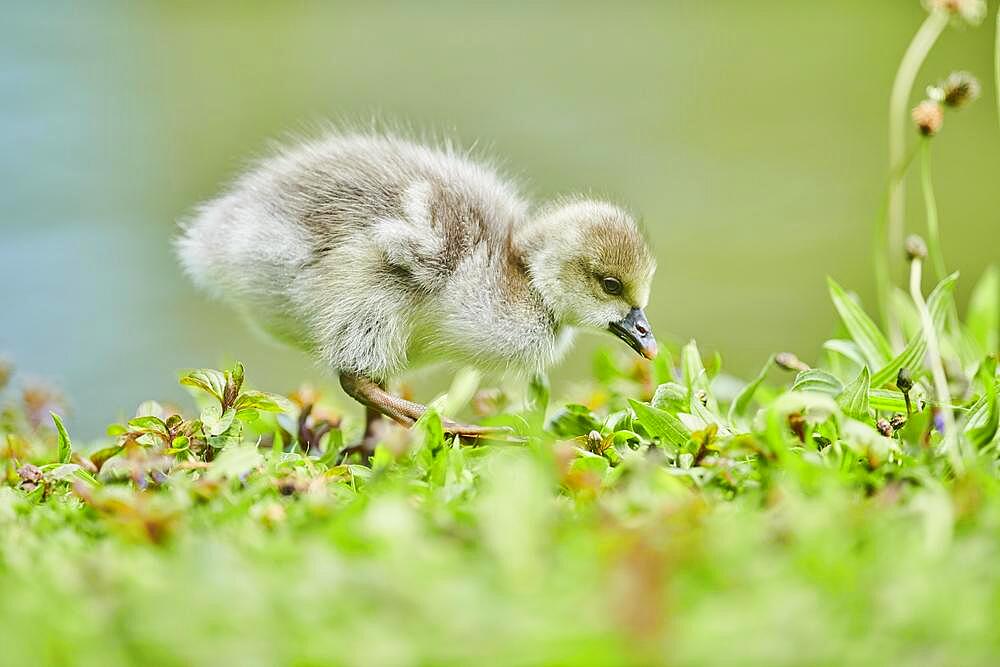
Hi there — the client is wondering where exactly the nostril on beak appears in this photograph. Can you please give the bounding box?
[636,323,649,336]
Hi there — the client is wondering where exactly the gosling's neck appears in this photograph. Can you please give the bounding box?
[514,215,579,330]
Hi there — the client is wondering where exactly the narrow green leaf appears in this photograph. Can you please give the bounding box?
[628,399,691,446]
[318,429,344,466]
[728,355,774,424]
[791,369,844,396]
[527,373,550,416]
[837,367,871,421]
[966,358,999,449]
[681,340,718,411]
[965,388,998,450]
[871,273,957,387]
[868,389,909,413]
[822,339,865,368]
[50,412,72,464]
[827,277,892,369]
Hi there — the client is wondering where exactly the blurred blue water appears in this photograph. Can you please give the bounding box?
[2,1,998,436]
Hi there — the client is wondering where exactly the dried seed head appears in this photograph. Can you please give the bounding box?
[775,352,810,372]
[896,368,914,393]
[890,413,907,431]
[17,463,43,485]
[586,430,603,453]
[905,235,928,262]
[876,418,893,438]
[912,100,943,136]
[787,412,807,442]
[925,0,987,25]
[940,71,981,108]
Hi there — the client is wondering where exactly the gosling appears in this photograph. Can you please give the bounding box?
[177,131,657,441]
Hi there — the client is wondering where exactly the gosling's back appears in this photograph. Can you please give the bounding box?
[176,132,535,376]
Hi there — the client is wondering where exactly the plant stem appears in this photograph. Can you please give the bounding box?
[918,138,962,335]
[909,256,962,472]
[887,10,948,298]
[875,145,920,342]
[919,140,946,282]
[995,5,1000,128]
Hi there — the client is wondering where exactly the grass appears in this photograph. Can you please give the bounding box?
[2,4,999,666]
[1,269,997,667]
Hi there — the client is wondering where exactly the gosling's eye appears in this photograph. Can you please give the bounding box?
[601,277,624,296]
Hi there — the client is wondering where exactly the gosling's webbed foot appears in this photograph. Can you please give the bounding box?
[339,372,522,449]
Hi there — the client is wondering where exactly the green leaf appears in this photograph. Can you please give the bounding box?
[966,359,998,449]
[127,415,169,437]
[651,382,687,411]
[46,463,81,481]
[106,423,128,437]
[681,340,718,411]
[527,372,550,415]
[207,443,262,481]
[371,444,393,470]
[230,361,245,394]
[317,429,344,466]
[444,367,482,416]
[822,339,865,368]
[967,266,998,354]
[728,355,774,424]
[233,391,290,417]
[180,368,227,402]
[871,273,957,387]
[791,369,844,396]
[837,367,871,421]
[414,407,445,451]
[891,287,921,340]
[50,412,72,464]
[269,429,286,464]
[89,444,123,472]
[201,404,236,438]
[827,277,892,369]
[627,399,691,446]
[568,453,610,480]
[547,404,603,438]
[868,389,909,413]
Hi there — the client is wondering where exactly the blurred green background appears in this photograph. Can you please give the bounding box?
[2,1,998,436]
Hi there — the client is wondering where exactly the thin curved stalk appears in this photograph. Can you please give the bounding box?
[995,5,1000,128]
[875,144,920,343]
[887,10,949,290]
[909,256,963,471]
[920,140,946,281]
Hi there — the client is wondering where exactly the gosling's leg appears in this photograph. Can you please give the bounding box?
[337,403,391,462]
[339,372,512,439]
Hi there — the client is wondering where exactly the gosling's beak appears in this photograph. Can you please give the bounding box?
[609,307,658,359]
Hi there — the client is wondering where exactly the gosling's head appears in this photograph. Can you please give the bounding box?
[525,198,658,359]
